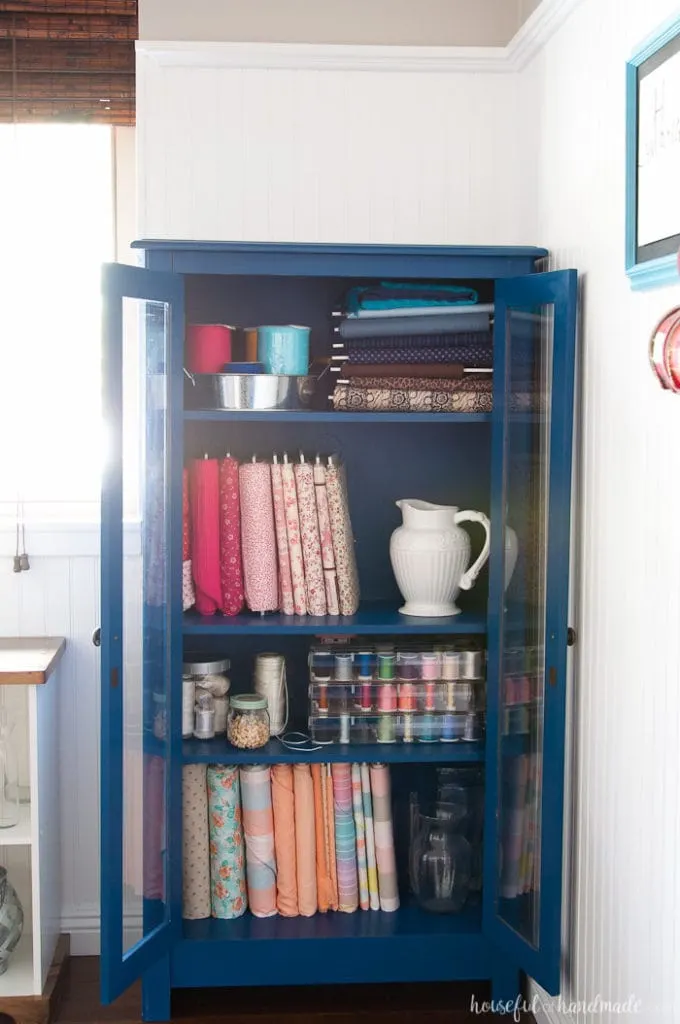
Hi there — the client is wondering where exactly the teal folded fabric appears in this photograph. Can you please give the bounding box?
[345,281,478,314]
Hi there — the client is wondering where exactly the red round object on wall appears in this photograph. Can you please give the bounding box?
[649,308,680,392]
[187,324,233,373]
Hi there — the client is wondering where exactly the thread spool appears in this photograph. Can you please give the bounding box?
[355,651,373,679]
[397,653,419,680]
[402,714,414,743]
[421,653,440,681]
[441,651,460,681]
[441,714,458,742]
[398,682,416,712]
[360,682,373,711]
[254,652,288,736]
[214,695,229,734]
[378,682,397,712]
[334,653,354,681]
[418,714,437,742]
[378,653,396,680]
[339,712,351,744]
[424,681,437,711]
[182,676,195,738]
[377,714,396,743]
[317,683,329,715]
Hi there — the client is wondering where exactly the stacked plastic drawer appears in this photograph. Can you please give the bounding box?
[308,644,486,745]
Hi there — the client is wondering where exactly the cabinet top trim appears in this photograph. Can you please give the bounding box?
[132,240,549,258]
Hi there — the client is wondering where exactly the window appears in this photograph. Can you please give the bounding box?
[0,124,114,524]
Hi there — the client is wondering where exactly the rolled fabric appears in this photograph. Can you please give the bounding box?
[331,763,358,913]
[190,458,222,616]
[271,460,295,616]
[332,386,493,414]
[293,764,317,916]
[325,765,339,911]
[182,469,195,612]
[207,765,247,919]
[351,764,369,910]
[343,362,465,380]
[238,461,279,613]
[239,766,277,917]
[343,344,493,366]
[338,313,491,338]
[325,459,360,616]
[313,460,340,615]
[271,764,298,916]
[219,457,245,616]
[312,765,333,912]
[360,763,380,911]
[369,764,400,912]
[182,764,211,919]
[343,376,485,393]
[294,459,327,616]
[281,457,307,615]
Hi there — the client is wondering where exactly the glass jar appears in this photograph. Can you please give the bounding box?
[227,694,270,749]
[409,803,471,914]
[182,658,231,738]
[0,710,19,829]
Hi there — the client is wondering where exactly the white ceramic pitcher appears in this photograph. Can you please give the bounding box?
[390,500,491,617]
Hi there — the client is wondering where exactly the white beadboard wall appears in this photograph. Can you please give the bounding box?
[525,1,680,1022]
[136,47,526,245]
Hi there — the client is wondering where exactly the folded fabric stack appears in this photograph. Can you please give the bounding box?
[331,281,494,413]
[184,453,360,617]
[182,761,399,920]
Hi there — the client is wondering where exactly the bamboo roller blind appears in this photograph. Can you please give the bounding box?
[0,1,137,124]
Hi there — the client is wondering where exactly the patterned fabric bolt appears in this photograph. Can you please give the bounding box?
[332,386,493,414]
[270,461,295,616]
[182,764,211,919]
[206,765,247,919]
[343,375,489,392]
[360,763,380,911]
[351,764,369,910]
[293,460,327,616]
[238,461,279,613]
[240,765,277,917]
[325,460,360,615]
[369,764,400,912]
[293,764,318,916]
[331,763,358,913]
[219,457,245,616]
[271,764,298,916]
[344,341,492,366]
[313,461,340,615]
[190,459,222,616]
[281,458,307,615]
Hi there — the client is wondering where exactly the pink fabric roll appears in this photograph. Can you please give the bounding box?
[325,459,360,616]
[281,458,307,616]
[239,461,279,613]
[219,457,244,616]
[294,460,327,616]
[313,460,340,615]
[190,458,222,616]
[271,461,295,616]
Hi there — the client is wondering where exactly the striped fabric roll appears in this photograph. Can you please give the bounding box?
[369,764,400,912]
[360,763,380,911]
[331,763,358,913]
[239,765,277,918]
[351,764,369,910]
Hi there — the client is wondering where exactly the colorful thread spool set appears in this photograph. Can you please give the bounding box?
[308,644,486,745]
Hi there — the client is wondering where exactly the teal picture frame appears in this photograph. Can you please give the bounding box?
[625,12,680,290]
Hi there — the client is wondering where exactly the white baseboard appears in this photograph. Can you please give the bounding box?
[61,908,101,956]
[528,980,578,1024]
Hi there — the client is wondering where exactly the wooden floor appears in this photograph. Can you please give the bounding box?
[54,958,536,1023]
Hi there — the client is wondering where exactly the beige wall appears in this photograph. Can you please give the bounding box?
[138,0,527,46]
[518,0,542,21]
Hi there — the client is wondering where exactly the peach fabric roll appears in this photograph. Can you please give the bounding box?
[271,764,298,916]
[293,764,317,916]
[312,764,336,912]
[325,765,339,910]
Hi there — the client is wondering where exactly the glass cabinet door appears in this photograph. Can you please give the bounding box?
[484,270,577,995]
[100,264,184,1002]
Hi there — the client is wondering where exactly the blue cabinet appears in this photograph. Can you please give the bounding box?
[100,243,577,1019]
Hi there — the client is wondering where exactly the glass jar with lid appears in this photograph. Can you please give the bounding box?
[182,658,231,738]
[227,695,270,749]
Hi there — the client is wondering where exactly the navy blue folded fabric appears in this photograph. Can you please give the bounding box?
[338,312,490,338]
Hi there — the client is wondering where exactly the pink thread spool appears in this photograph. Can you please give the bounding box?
[187,324,233,373]
[420,653,440,681]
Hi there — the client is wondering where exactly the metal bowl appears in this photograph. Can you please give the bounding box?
[186,372,317,411]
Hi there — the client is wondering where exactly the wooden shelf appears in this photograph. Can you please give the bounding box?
[183,603,487,637]
[183,737,485,765]
[0,936,34,998]
[0,638,65,685]
[0,806,32,847]
[185,410,491,424]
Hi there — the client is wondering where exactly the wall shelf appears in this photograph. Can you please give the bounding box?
[185,410,492,424]
[182,737,485,765]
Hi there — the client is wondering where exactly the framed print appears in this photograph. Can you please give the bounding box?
[626,12,680,290]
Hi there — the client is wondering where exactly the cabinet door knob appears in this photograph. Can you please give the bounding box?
[92,628,101,648]
[567,627,577,647]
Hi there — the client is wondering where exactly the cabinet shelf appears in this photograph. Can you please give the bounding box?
[183,603,487,637]
[182,736,485,765]
[0,805,31,847]
[184,410,492,424]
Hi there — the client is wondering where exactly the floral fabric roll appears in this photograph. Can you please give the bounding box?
[240,765,277,917]
[294,460,327,616]
[239,462,279,613]
[219,457,244,616]
[207,764,247,919]
[182,764,210,919]
[313,461,340,615]
[270,461,295,616]
[281,458,307,615]
[325,459,360,616]
[332,385,493,413]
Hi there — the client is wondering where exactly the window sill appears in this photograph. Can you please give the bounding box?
[0,521,141,559]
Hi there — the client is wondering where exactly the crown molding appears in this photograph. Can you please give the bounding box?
[137,0,585,75]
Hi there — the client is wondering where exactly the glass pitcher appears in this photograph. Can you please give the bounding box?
[409,802,472,913]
